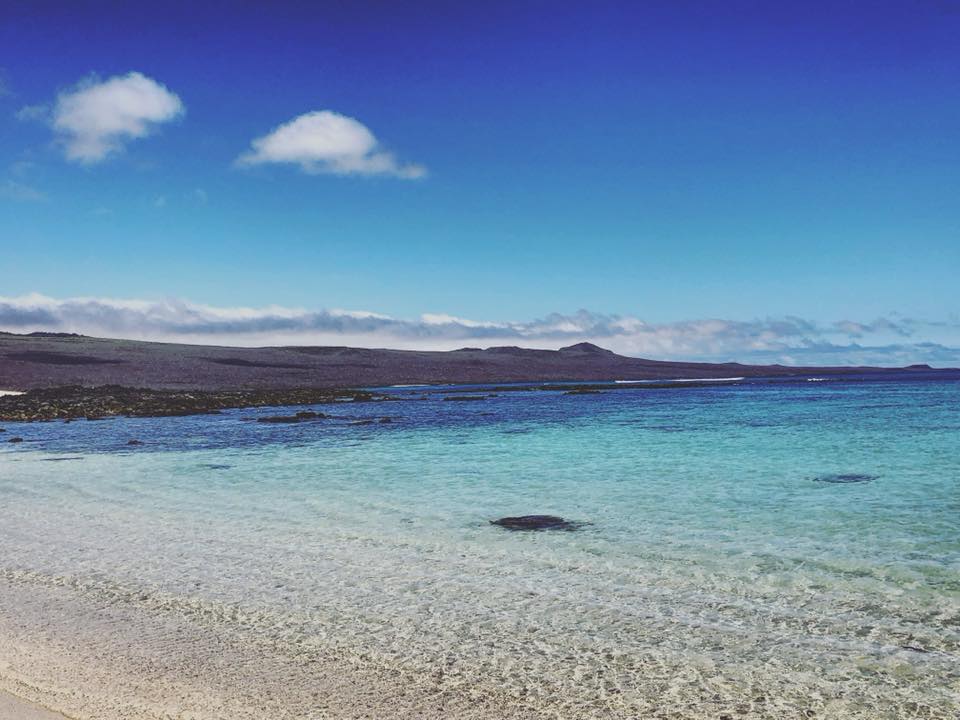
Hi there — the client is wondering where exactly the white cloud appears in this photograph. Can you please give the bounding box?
[0,294,957,367]
[237,110,426,179]
[421,313,500,328]
[52,72,184,163]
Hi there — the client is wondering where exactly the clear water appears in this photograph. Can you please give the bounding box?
[1,374,959,717]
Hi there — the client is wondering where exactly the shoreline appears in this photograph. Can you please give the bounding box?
[0,574,549,720]
[3,560,955,720]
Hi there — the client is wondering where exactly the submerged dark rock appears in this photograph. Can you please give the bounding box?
[127,439,144,445]
[8,436,23,443]
[256,410,329,424]
[813,473,878,484]
[490,515,582,531]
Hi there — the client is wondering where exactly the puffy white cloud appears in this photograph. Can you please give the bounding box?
[237,110,426,179]
[1,294,957,366]
[52,72,184,163]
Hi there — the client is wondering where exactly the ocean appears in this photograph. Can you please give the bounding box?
[1,372,958,718]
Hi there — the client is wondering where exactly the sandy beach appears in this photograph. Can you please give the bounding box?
[0,575,551,720]
[0,691,67,720]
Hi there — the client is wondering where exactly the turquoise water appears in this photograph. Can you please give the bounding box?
[1,375,959,717]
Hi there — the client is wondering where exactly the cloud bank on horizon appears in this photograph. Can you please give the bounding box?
[1,294,957,367]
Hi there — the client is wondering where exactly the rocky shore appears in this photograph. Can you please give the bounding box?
[0,385,388,422]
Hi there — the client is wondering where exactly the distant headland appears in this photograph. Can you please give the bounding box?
[2,331,951,391]
[0,332,954,421]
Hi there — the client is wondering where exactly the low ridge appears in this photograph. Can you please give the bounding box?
[0,331,951,392]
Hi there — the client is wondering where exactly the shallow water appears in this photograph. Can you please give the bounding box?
[1,374,959,718]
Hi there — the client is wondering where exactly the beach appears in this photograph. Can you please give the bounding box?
[0,691,66,720]
[0,576,545,720]
[1,375,958,719]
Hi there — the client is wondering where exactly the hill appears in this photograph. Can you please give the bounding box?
[0,332,941,391]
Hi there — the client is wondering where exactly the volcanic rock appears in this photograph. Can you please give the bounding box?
[490,515,581,531]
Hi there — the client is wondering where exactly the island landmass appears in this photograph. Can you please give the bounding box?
[0,332,952,421]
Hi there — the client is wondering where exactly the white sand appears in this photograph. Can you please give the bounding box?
[0,691,69,720]
[0,576,548,720]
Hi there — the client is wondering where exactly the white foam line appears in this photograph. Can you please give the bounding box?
[615,377,744,384]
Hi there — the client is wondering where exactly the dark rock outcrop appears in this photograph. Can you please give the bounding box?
[256,411,327,423]
[490,515,582,531]
[813,473,878,484]
[0,386,384,422]
[8,436,23,443]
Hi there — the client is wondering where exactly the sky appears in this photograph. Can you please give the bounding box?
[1,1,958,364]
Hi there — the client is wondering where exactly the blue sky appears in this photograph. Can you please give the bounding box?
[1,1,958,363]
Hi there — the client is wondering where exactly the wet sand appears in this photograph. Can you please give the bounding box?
[0,577,549,720]
[0,691,68,720]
